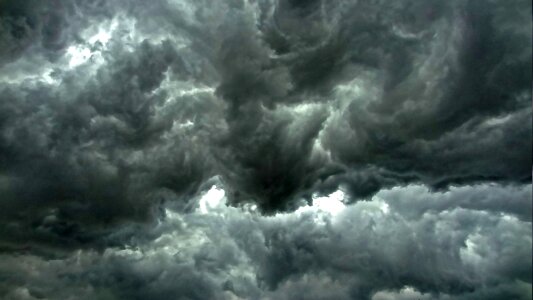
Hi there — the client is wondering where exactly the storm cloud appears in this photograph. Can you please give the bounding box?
[0,0,531,299]
[1,185,531,299]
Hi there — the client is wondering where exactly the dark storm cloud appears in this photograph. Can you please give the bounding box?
[0,0,530,226]
[0,0,118,67]
[208,0,532,210]
[0,184,530,299]
[0,0,217,250]
[0,0,531,299]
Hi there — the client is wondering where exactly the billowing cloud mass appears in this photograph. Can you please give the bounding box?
[0,0,530,299]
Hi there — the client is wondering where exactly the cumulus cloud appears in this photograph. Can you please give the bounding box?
[0,184,530,299]
[0,0,530,298]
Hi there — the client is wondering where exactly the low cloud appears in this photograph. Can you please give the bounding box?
[1,184,530,299]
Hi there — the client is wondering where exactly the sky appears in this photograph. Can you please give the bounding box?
[0,0,531,299]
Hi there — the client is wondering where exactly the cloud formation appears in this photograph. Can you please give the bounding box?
[0,184,530,299]
[0,0,530,299]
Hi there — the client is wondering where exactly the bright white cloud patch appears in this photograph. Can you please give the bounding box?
[312,190,346,216]
[372,286,436,300]
[198,185,226,214]
[66,45,93,68]
[66,31,111,68]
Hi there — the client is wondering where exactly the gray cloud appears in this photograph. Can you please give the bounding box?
[0,184,530,299]
[0,0,530,298]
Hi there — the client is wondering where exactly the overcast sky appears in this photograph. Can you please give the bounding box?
[0,0,531,299]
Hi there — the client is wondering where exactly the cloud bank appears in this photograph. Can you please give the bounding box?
[1,184,531,299]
